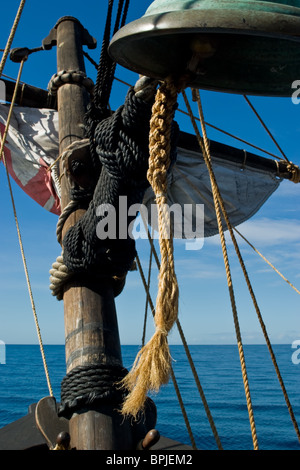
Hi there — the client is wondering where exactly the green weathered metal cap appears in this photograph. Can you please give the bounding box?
[109,0,300,96]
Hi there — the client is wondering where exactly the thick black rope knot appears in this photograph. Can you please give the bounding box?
[59,363,128,418]
[62,87,179,279]
[95,89,152,184]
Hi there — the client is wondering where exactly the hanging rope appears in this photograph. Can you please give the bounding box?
[120,78,180,418]
[135,254,198,450]
[137,217,223,450]
[0,60,53,397]
[0,0,26,78]
[183,88,259,450]
[93,0,129,115]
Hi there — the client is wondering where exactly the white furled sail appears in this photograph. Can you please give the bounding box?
[0,105,280,233]
[143,143,281,239]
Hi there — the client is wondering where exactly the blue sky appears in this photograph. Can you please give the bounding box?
[0,0,299,347]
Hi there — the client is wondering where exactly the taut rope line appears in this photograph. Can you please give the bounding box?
[185,87,300,446]
[141,227,154,348]
[0,64,53,397]
[0,0,26,78]
[243,95,289,163]
[183,88,259,450]
[135,254,198,450]
[138,214,223,450]
[0,59,53,398]
[234,228,300,297]
[194,89,300,444]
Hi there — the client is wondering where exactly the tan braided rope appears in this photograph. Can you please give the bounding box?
[183,89,259,450]
[120,78,179,418]
[135,254,198,450]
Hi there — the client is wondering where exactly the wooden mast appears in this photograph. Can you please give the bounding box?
[45,16,133,450]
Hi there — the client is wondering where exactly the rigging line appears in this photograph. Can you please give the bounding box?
[0,0,26,78]
[81,54,283,163]
[208,94,300,445]
[135,253,198,450]
[93,0,114,109]
[0,60,53,397]
[234,227,300,297]
[82,52,284,163]
[188,88,300,446]
[112,71,283,160]
[93,0,129,114]
[113,0,130,34]
[112,74,282,161]
[141,225,154,348]
[183,88,259,450]
[233,227,300,442]
[172,158,300,298]
[139,213,223,450]
[177,108,281,160]
[243,95,289,163]
[0,72,28,87]
[0,73,26,83]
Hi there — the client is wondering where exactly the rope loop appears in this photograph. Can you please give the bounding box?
[287,162,300,183]
[48,70,94,96]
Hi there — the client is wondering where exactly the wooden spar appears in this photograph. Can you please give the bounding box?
[46,16,132,450]
[1,78,57,109]
[1,76,294,182]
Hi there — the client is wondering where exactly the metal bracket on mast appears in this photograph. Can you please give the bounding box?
[42,16,97,51]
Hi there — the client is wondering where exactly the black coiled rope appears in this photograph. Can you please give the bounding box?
[63,88,174,277]
[59,363,128,418]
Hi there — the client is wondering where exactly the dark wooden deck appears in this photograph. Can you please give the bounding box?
[0,404,192,450]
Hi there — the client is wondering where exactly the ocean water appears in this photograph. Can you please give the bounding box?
[0,344,299,450]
